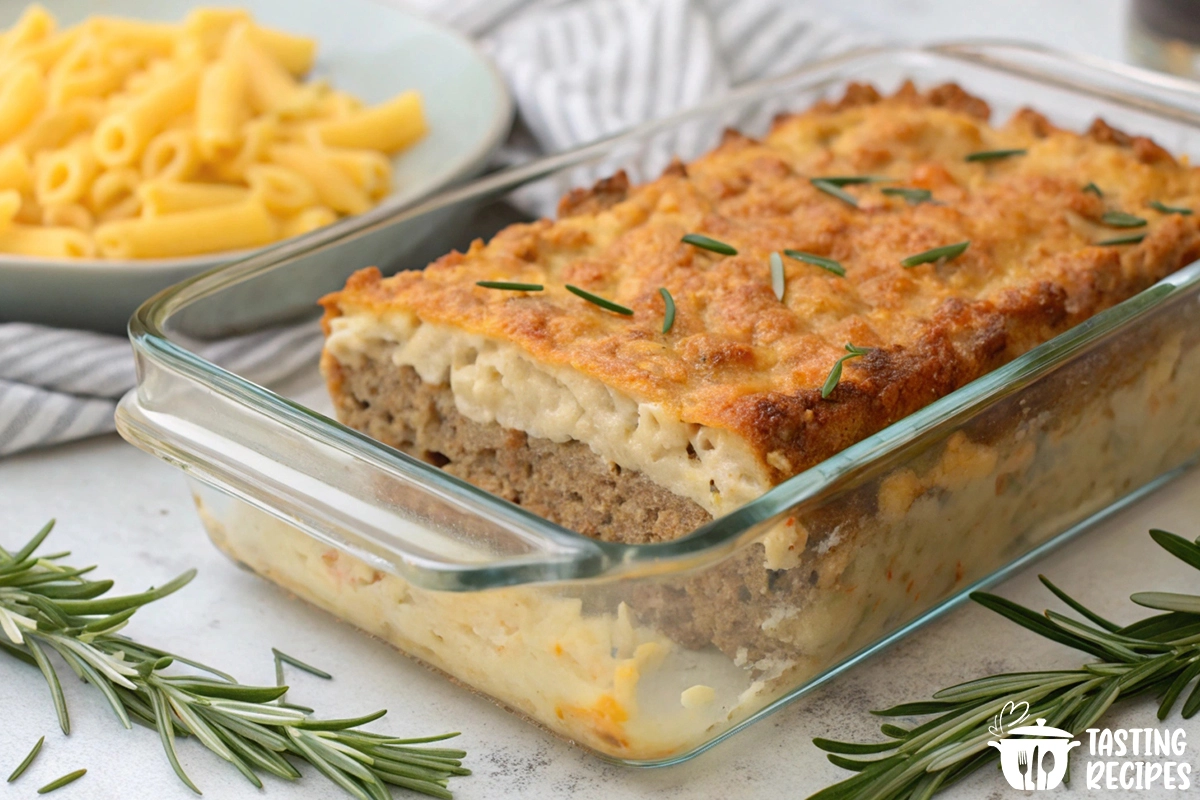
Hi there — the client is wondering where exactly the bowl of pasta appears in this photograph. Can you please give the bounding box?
[0,0,513,332]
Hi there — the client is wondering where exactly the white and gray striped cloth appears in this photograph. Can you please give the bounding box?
[0,0,876,457]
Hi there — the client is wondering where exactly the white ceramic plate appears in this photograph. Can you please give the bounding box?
[0,0,512,332]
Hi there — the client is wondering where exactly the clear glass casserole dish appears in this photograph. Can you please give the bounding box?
[118,43,1200,765]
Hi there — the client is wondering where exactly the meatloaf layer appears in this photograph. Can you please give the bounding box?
[321,81,1200,542]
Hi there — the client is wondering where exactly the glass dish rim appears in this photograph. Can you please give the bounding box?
[126,40,1200,583]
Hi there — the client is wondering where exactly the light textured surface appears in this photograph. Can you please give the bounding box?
[8,1,1200,799]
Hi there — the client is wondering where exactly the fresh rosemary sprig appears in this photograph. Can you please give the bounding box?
[812,176,891,187]
[1149,200,1193,216]
[784,249,845,277]
[881,187,933,205]
[565,284,633,316]
[659,287,676,333]
[681,233,737,255]
[7,736,44,782]
[809,529,1200,800]
[900,241,970,268]
[1083,182,1103,197]
[811,179,859,208]
[821,344,871,399]
[1101,211,1147,228]
[769,252,786,301]
[0,521,469,800]
[964,148,1026,162]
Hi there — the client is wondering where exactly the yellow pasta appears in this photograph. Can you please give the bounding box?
[0,223,93,257]
[312,90,426,153]
[138,180,248,216]
[0,61,45,144]
[0,146,32,191]
[280,204,335,238]
[42,201,92,230]
[0,5,428,259]
[0,188,20,232]
[267,143,369,214]
[141,128,199,181]
[195,55,246,159]
[324,147,391,198]
[35,138,97,206]
[246,162,315,213]
[94,198,275,258]
[90,167,141,216]
[93,62,199,167]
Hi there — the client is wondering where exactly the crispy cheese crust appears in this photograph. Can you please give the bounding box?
[322,82,1200,490]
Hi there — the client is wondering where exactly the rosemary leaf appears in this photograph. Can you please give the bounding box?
[820,344,871,400]
[7,736,44,782]
[1097,233,1145,246]
[659,287,675,334]
[783,249,845,277]
[1083,182,1103,196]
[475,281,544,292]
[36,768,85,795]
[900,241,969,268]
[811,179,858,207]
[1149,200,1193,215]
[681,233,737,255]
[769,251,786,301]
[1101,211,1147,228]
[273,647,333,680]
[812,175,891,187]
[565,284,633,316]
[964,148,1026,162]
[881,187,933,205]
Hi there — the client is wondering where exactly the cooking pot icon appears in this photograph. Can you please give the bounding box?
[989,718,1080,790]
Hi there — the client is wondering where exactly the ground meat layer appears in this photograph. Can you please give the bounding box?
[328,360,713,544]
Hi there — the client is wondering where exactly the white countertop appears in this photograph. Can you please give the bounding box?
[6,1,1199,798]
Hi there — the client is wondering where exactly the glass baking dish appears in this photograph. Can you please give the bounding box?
[117,43,1200,765]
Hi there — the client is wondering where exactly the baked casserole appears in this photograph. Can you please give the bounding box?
[258,80,1200,756]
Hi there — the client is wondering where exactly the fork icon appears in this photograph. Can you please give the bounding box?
[1017,748,1036,790]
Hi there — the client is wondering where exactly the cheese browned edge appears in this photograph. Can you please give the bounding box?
[320,81,1200,543]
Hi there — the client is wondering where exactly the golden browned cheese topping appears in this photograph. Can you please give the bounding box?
[323,82,1200,484]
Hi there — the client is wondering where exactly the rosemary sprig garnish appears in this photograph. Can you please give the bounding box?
[7,736,44,782]
[0,521,469,800]
[784,249,845,277]
[1101,211,1147,228]
[1098,233,1146,246]
[820,343,871,399]
[881,187,933,205]
[812,175,891,187]
[1083,182,1103,196]
[681,233,737,255]
[565,284,633,316]
[1149,200,1193,215]
[964,148,1026,162]
[475,281,543,292]
[273,647,333,680]
[809,529,1200,800]
[659,288,675,333]
[37,768,85,795]
[769,252,786,301]
[811,179,859,207]
[900,241,970,268]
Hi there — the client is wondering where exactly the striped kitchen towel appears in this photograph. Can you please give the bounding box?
[0,0,877,457]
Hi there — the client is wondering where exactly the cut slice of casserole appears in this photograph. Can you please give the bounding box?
[320,81,1200,544]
